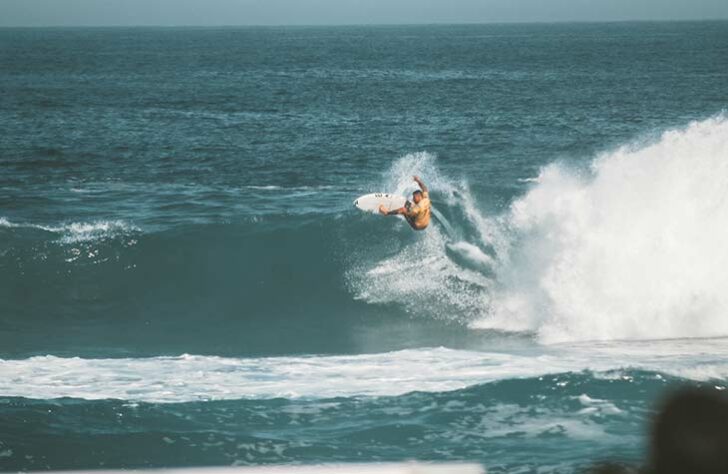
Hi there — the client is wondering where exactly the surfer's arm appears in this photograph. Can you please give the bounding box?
[379,205,406,216]
[413,176,428,193]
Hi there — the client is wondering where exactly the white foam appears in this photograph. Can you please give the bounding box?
[447,241,494,268]
[1,338,726,403]
[0,217,21,228]
[0,217,139,243]
[480,115,728,342]
[246,185,283,190]
[576,394,622,415]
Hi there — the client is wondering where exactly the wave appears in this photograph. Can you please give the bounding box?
[0,367,663,471]
[1,215,454,358]
[1,338,725,403]
[484,115,728,342]
[348,115,728,343]
[4,116,728,352]
[0,217,139,244]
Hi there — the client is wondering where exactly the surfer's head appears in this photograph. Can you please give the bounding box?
[412,190,423,203]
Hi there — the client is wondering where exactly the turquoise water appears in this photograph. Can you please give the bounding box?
[1,22,728,472]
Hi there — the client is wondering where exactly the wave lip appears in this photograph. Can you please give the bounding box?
[1,338,726,403]
[472,115,728,343]
[57,220,139,243]
[0,217,140,243]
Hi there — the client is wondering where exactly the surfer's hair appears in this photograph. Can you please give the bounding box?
[413,190,423,197]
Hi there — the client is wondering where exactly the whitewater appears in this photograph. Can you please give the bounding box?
[1,339,727,403]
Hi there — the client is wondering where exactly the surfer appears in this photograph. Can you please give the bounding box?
[379,176,431,230]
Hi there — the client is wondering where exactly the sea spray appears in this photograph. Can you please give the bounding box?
[482,115,728,342]
[346,152,495,322]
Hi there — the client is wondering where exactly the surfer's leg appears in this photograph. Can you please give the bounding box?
[405,216,417,230]
[405,216,425,231]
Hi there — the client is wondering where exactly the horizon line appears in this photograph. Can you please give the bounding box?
[1,17,728,29]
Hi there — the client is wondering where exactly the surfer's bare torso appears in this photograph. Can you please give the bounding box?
[379,176,432,231]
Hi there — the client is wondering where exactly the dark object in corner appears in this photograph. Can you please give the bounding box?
[650,387,728,474]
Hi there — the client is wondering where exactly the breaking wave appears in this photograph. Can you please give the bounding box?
[0,217,139,243]
[1,338,726,402]
[349,116,728,343]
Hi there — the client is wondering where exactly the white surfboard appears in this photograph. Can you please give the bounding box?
[354,193,408,214]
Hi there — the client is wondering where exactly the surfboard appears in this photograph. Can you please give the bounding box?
[354,193,408,214]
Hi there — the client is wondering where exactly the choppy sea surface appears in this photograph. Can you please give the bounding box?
[1,21,728,473]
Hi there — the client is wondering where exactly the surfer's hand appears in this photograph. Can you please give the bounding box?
[379,205,388,215]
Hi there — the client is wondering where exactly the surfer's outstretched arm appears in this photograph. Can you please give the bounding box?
[379,205,406,216]
[413,176,428,193]
[379,205,419,230]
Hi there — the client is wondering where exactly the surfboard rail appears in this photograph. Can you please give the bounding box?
[354,193,408,213]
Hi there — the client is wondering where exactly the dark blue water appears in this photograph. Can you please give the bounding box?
[1,22,728,473]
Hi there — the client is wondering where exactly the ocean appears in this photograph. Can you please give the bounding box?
[1,21,728,473]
